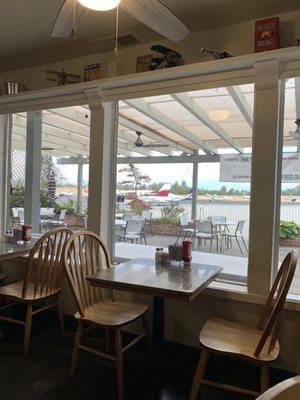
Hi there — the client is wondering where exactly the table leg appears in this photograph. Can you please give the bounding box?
[152,296,165,373]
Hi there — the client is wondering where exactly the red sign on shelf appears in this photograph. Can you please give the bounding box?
[255,17,280,53]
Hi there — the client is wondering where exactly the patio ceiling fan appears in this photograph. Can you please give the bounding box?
[51,0,190,42]
[134,131,168,148]
[289,119,300,139]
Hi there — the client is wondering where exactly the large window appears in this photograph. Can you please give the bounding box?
[7,106,90,233]
[114,84,254,280]
[278,78,300,296]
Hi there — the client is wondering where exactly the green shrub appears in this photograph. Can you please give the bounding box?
[159,204,185,223]
[279,220,300,240]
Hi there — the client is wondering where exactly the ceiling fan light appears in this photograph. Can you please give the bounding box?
[78,0,120,11]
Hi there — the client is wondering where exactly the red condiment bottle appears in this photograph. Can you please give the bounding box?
[182,240,192,264]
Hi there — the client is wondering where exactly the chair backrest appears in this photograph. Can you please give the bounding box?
[194,220,213,234]
[22,227,72,299]
[141,211,152,220]
[18,210,24,223]
[123,213,132,221]
[256,376,300,400]
[63,231,113,317]
[59,209,67,221]
[40,207,54,216]
[254,251,297,358]
[209,215,226,223]
[125,220,144,235]
[12,207,23,218]
[180,215,188,226]
[235,220,246,234]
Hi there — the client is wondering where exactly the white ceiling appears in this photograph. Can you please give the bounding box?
[0,0,299,72]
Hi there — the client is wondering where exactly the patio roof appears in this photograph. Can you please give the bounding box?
[9,80,298,159]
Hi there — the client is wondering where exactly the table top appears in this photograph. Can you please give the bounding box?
[0,239,38,261]
[87,257,222,302]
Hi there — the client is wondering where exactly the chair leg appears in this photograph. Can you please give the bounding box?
[236,237,243,255]
[23,304,33,356]
[57,304,66,335]
[241,236,248,252]
[70,322,83,379]
[142,314,152,353]
[189,350,209,400]
[260,365,269,393]
[209,239,212,253]
[115,329,124,400]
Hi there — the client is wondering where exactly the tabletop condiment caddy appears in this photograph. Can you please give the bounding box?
[5,225,32,244]
[155,240,192,268]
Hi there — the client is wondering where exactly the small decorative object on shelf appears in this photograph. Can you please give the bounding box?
[136,54,153,73]
[155,247,163,265]
[255,17,280,53]
[149,45,183,70]
[46,69,81,86]
[83,63,101,81]
[200,47,232,59]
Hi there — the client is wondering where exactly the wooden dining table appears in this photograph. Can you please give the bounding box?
[87,257,222,373]
[0,239,37,262]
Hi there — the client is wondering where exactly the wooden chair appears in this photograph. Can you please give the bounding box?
[256,375,300,400]
[189,251,297,399]
[0,227,72,355]
[63,231,151,400]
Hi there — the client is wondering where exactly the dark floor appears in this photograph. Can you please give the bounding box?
[0,310,292,400]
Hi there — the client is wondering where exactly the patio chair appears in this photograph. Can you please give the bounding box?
[18,209,24,226]
[189,252,297,399]
[117,220,146,244]
[177,215,193,241]
[63,231,150,400]
[194,220,219,253]
[0,227,72,355]
[222,220,247,255]
[47,209,69,229]
[123,213,133,221]
[141,211,153,236]
[208,215,227,234]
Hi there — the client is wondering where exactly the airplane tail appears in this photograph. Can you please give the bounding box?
[154,183,172,197]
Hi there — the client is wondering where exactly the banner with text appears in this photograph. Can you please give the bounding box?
[220,153,300,183]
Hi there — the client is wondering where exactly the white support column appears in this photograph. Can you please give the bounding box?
[191,153,199,220]
[248,60,284,295]
[25,111,42,232]
[87,99,118,250]
[77,156,83,213]
[0,115,9,239]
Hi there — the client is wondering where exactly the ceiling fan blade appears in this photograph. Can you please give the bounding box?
[51,0,88,38]
[142,144,169,148]
[120,0,190,42]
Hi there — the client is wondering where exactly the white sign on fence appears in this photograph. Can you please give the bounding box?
[220,153,300,183]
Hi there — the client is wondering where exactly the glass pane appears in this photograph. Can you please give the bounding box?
[114,83,254,281]
[278,77,300,296]
[7,105,90,233]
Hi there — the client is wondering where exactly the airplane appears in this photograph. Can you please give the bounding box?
[140,184,193,205]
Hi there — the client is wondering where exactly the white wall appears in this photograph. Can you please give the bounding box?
[0,9,299,92]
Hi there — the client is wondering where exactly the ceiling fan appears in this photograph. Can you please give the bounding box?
[51,0,190,42]
[135,131,168,148]
[289,119,300,139]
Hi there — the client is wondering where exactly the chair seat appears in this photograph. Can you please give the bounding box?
[125,234,142,240]
[182,228,193,233]
[0,280,61,301]
[75,300,148,328]
[200,318,280,362]
[195,233,213,239]
[223,233,242,238]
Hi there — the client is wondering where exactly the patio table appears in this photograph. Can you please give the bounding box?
[87,258,222,373]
